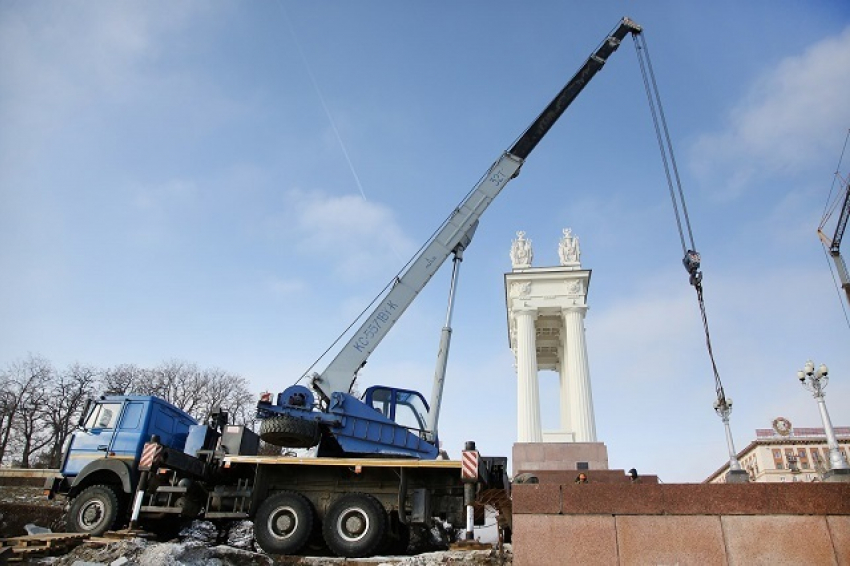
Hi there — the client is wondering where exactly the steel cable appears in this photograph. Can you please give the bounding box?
[632,33,726,401]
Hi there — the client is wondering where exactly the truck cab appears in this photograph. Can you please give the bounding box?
[47,395,197,535]
[60,395,196,481]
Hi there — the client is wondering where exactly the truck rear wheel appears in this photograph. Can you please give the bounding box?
[66,485,122,536]
[254,491,315,555]
[259,414,320,448]
[323,493,387,558]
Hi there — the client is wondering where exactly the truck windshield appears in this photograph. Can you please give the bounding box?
[84,403,122,430]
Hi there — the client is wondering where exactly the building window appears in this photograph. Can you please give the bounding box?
[785,448,798,472]
[773,449,784,470]
[797,448,809,469]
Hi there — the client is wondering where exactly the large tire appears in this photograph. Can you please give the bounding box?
[254,491,315,555]
[259,415,320,448]
[323,493,387,558]
[66,485,122,536]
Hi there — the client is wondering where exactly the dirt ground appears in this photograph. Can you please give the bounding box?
[0,486,512,565]
[0,485,65,537]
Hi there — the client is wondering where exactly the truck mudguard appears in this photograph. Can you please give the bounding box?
[70,458,135,495]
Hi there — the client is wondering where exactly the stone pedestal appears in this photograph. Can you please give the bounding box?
[513,442,609,474]
[824,468,850,483]
[724,469,750,484]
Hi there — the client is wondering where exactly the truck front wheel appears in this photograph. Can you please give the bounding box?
[66,485,122,536]
[323,493,387,558]
[254,491,315,555]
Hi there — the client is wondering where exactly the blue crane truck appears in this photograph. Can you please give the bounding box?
[46,16,643,558]
[45,393,508,557]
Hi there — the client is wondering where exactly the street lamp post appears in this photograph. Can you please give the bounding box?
[797,360,850,479]
[713,395,748,482]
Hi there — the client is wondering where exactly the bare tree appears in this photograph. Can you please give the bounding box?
[198,368,255,426]
[145,360,195,410]
[100,360,257,426]
[16,392,53,468]
[160,361,207,416]
[101,364,146,395]
[0,354,54,467]
[42,363,98,468]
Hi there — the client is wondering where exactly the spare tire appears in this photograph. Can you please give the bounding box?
[260,414,321,448]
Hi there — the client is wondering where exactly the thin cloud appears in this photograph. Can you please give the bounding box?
[0,2,219,173]
[282,189,415,279]
[691,26,850,197]
[264,276,306,298]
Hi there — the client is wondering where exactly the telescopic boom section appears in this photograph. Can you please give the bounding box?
[311,17,643,401]
[830,180,850,254]
[820,177,850,305]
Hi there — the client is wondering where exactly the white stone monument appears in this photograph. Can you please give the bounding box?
[507,229,608,472]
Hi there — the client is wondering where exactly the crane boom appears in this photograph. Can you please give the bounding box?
[830,179,850,254]
[312,17,642,400]
[820,176,850,306]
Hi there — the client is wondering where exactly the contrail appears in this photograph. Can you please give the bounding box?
[277,1,369,203]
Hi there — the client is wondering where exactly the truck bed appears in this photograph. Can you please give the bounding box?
[222,455,462,469]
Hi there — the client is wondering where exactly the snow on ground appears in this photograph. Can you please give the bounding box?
[32,520,510,565]
[40,537,510,566]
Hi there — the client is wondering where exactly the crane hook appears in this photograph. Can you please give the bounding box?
[683,249,702,287]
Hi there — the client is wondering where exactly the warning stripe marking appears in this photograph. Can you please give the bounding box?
[139,443,162,470]
[461,450,479,480]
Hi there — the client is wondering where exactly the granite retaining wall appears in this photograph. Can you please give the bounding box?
[512,482,850,565]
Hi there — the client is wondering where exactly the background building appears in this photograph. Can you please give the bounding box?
[706,417,850,483]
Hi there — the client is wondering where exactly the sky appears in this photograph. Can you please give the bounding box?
[2,1,850,483]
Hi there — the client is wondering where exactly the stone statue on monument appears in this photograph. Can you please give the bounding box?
[558,228,580,266]
[510,231,533,269]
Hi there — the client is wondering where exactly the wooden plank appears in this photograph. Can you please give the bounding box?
[12,546,47,555]
[86,536,116,545]
[0,468,59,479]
[2,533,89,542]
[450,540,493,551]
[103,529,154,539]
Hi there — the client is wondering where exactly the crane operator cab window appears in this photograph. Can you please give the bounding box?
[363,386,431,439]
[393,391,428,432]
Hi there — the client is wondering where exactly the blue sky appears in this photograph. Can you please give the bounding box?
[2,1,850,482]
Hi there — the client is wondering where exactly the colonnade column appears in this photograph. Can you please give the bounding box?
[515,308,542,442]
[563,306,596,442]
[558,343,572,434]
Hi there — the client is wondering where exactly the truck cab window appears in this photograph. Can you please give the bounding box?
[85,403,121,430]
[119,402,143,430]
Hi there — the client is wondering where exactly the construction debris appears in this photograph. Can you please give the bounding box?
[0,532,89,562]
